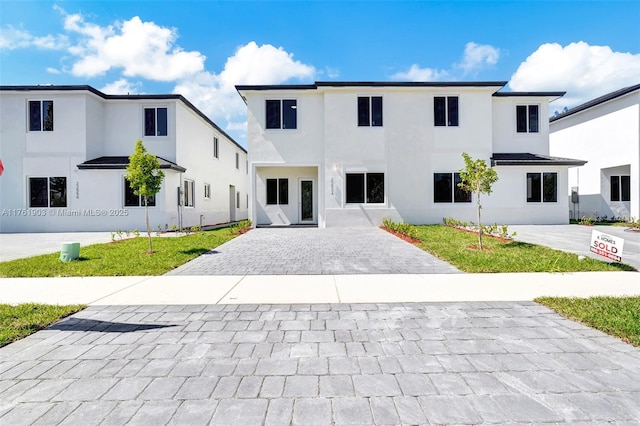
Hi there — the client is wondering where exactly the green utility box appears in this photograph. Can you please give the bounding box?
[60,242,80,262]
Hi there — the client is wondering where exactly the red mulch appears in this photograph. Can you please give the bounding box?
[380,227,422,244]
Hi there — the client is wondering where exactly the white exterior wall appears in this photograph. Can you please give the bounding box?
[493,97,551,154]
[550,91,640,220]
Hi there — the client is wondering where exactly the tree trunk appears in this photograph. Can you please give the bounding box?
[477,188,483,250]
[145,198,152,253]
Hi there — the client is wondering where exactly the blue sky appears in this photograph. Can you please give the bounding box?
[1,1,639,146]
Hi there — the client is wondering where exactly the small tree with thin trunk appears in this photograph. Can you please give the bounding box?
[457,152,498,250]
[125,140,165,253]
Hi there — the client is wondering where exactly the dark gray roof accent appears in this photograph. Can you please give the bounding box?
[77,156,187,173]
[0,85,246,153]
[493,91,566,97]
[550,83,640,122]
[491,153,587,167]
[236,81,508,92]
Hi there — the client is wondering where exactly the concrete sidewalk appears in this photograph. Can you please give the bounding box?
[0,272,638,305]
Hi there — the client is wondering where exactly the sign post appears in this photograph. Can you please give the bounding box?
[590,230,624,263]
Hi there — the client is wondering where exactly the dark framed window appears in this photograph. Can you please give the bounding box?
[434,96,459,127]
[29,177,66,207]
[144,107,168,136]
[235,152,239,169]
[527,172,556,202]
[266,99,297,129]
[266,178,288,205]
[213,137,219,158]
[357,96,383,127]
[204,183,211,199]
[517,105,539,133]
[434,172,470,203]
[183,180,194,207]
[124,178,156,207]
[28,100,54,131]
[346,172,385,203]
[611,176,631,202]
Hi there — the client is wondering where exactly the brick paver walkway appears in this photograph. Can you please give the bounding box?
[1,302,639,424]
[167,227,460,275]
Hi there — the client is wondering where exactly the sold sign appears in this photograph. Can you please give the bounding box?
[590,230,624,263]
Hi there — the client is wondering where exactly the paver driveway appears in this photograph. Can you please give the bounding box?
[1,302,639,425]
[168,227,460,275]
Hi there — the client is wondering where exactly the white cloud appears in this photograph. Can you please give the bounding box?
[457,42,500,75]
[46,67,61,75]
[391,64,449,81]
[509,41,640,109]
[100,79,141,95]
[0,25,67,50]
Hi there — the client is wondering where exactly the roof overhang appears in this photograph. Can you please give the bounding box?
[77,156,187,172]
[491,153,586,167]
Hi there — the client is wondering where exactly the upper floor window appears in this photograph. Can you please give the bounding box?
[266,99,297,129]
[29,100,54,131]
[144,107,168,136]
[516,105,539,133]
[434,96,458,127]
[235,152,239,169]
[527,172,556,202]
[611,176,631,202]
[433,172,471,203]
[29,177,66,207]
[346,172,384,203]
[213,137,219,159]
[266,178,288,205]
[124,178,156,207]
[357,96,383,127]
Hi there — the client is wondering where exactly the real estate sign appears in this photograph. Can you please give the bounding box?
[590,230,624,262]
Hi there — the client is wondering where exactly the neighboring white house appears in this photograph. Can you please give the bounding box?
[0,85,248,232]
[550,84,640,221]
[237,81,586,228]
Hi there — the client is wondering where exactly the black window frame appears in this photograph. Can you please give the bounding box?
[29,176,67,208]
[516,105,539,133]
[345,172,385,204]
[434,96,459,127]
[265,99,297,129]
[266,178,289,205]
[527,172,557,203]
[213,137,219,159]
[183,179,195,207]
[28,100,54,132]
[357,96,383,127]
[611,175,631,202]
[433,172,471,203]
[124,178,156,207]
[144,107,168,137]
[204,183,211,200]
[235,152,239,170]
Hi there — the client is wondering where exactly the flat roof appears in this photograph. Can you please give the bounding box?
[491,153,586,167]
[236,81,509,91]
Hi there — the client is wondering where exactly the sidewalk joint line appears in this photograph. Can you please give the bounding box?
[215,275,247,304]
[88,276,155,305]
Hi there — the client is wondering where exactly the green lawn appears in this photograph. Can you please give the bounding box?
[536,296,640,347]
[413,225,635,273]
[0,228,238,277]
[0,303,85,347]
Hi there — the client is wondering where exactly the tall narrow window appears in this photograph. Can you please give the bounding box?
[204,183,211,199]
[28,100,54,131]
[266,100,297,129]
[237,191,240,208]
[183,180,195,207]
[144,107,168,136]
[346,173,385,203]
[235,152,239,169]
[29,177,66,207]
[527,172,556,202]
[611,176,620,202]
[434,96,459,127]
[517,105,539,133]
[357,96,383,127]
[266,178,288,205]
[213,137,219,159]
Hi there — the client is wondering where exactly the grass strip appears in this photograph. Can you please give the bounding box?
[0,228,237,277]
[0,303,85,347]
[413,225,635,273]
[536,296,640,347]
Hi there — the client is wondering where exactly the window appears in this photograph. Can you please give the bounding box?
[144,107,168,136]
[434,96,459,127]
[345,173,385,203]
[516,105,539,133]
[124,179,156,207]
[266,178,288,205]
[266,99,297,129]
[527,172,557,202]
[213,137,219,159]
[204,183,211,200]
[433,173,471,203]
[29,100,54,131]
[611,176,631,202]
[235,152,239,169]
[357,96,383,127]
[237,191,240,208]
[246,160,249,175]
[183,180,195,207]
[29,177,66,207]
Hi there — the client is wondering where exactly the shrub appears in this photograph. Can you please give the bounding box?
[443,217,515,240]
[382,218,418,240]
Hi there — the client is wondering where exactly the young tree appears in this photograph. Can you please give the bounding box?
[458,152,498,250]
[125,140,165,253]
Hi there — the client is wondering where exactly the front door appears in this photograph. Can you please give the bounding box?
[299,179,314,223]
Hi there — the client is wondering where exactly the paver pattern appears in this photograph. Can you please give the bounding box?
[167,227,460,275]
[1,302,639,425]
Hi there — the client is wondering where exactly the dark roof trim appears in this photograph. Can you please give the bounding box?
[550,83,640,122]
[493,91,566,97]
[236,81,508,91]
[77,156,187,173]
[0,85,246,153]
[491,153,586,167]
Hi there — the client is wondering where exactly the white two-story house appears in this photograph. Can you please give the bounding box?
[550,84,639,221]
[0,85,248,233]
[237,81,585,227]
